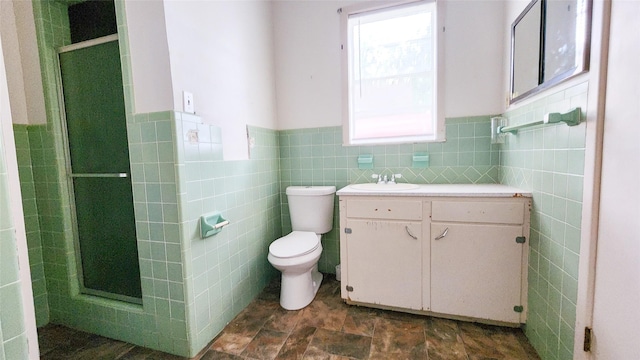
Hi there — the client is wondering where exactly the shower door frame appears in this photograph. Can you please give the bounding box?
[56,34,142,305]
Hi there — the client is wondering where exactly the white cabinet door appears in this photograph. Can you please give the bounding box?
[345,219,422,310]
[431,222,524,323]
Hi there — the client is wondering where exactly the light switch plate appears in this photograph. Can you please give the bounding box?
[183,91,195,113]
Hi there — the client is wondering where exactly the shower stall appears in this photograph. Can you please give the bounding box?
[58,34,141,303]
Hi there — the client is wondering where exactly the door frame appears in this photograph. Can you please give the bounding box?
[572,0,611,358]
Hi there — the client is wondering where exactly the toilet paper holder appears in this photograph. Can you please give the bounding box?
[200,213,229,238]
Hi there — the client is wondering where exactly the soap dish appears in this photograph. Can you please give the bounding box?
[200,213,229,238]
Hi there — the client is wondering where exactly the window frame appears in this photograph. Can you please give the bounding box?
[340,0,445,146]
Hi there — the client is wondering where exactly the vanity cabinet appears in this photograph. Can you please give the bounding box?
[337,185,531,325]
[342,198,424,310]
[430,200,528,324]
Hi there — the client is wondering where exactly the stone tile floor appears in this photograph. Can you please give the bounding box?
[39,275,540,359]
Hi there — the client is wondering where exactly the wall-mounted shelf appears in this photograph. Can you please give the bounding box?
[498,107,581,135]
[357,154,373,169]
[412,152,429,168]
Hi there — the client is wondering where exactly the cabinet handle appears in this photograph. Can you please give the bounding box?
[435,227,449,240]
[405,226,417,239]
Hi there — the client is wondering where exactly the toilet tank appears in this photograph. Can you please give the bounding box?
[286,186,336,234]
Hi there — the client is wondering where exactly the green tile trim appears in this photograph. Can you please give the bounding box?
[12,124,50,327]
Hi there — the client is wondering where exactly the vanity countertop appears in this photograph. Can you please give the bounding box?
[336,183,532,198]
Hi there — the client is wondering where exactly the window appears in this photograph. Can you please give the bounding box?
[341,0,444,145]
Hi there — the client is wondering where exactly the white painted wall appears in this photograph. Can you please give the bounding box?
[0,0,46,125]
[129,0,505,154]
[162,0,277,160]
[591,1,640,358]
[125,0,174,115]
[272,0,344,130]
[273,0,506,130]
[442,0,506,117]
[126,1,277,160]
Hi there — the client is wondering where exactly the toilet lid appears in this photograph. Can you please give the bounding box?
[269,231,320,258]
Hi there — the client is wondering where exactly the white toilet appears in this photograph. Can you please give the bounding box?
[268,185,336,310]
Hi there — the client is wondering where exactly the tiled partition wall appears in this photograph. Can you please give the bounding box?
[126,111,282,355]
[12,125,49,327]
[0,126,29,359]
[499,82,588,360]
[278,116,500,272]
[174,114,281,353]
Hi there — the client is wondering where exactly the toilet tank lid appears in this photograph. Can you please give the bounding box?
[286,186,336,196]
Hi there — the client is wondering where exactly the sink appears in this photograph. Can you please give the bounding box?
[350,183,420,191]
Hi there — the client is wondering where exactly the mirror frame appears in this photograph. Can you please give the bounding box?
[509,0,592,104]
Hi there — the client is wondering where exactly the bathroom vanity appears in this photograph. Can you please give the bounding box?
[336,184,532,326]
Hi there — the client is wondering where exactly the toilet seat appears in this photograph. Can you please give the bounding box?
[269,231,319,259]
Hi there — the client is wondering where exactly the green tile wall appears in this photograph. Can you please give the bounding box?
[126,111,188,355]
[12,125,49,327]
[279,116,500,273]
[174,113,281,354]
[1,125,29,359]
[499,82,588,360]
[31,0,78,328]
[28,124,75,325]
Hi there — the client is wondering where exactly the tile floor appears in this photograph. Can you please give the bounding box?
[38,275,540,359]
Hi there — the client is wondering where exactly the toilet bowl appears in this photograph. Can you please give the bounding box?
[267,185,335,310]
[268,231,323,310]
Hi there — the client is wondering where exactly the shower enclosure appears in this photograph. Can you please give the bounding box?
[58,34,141,303]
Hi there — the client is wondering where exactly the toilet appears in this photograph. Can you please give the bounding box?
[268,185,336,310]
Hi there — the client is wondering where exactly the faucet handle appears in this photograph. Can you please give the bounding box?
[371,174,383,183]
[390,174,402,183]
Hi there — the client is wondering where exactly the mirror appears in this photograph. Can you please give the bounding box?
[511,0,542,98]
[510,0,591,104]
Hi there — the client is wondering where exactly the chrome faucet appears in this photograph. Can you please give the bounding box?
[371,173,402,184]
[389,174,402,184]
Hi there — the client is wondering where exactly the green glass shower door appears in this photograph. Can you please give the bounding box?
[59,38,142,302]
